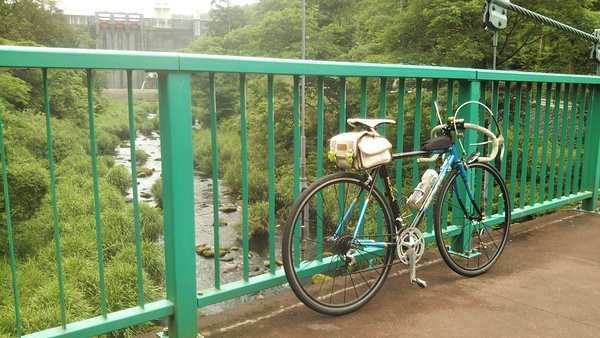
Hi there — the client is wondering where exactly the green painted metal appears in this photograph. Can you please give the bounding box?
[557,84,571,198]
[395,78,406,196]
[158,72,198,337]
[239,73,250,282]
[539,83,553,204]
[293,75,301,200]
[581,85,600,211]
[43,69,67,329]
[1,45,600,337]
[339,77,347,131]
[519,82,532,209]
[267,74,276,275]
[209,73,221,289]
[530,82,543,206]
[360,77,368,118]
[87,69,109,319]
[548,83,562,200]
[0,104,22,337]
[23,300,174,338]
[0,46,181,70]
[126,70,146,309]
[565,84,579,196]
[317,76,325,179]
[510,82,522,207]
[573,85,587,193]
[413,79,423,189]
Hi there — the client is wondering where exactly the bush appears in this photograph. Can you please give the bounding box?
[233,201,270,236]
[0,151,49,221]
[139,203,163,242]
[105,165,132,195]
[150,177,162,209]
[139,120,155,136]
[136,149,148,164]
[95,129,120,156]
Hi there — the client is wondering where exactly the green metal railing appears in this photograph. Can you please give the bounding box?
[0,45,599,337]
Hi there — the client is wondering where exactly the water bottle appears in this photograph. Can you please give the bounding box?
[407,169,438,210]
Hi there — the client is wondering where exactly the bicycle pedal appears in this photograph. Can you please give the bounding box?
[411,278,427,288]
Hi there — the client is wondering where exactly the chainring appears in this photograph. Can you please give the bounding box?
[396,227,425,265]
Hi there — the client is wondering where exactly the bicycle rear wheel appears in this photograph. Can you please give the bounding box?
[434,162,510,277]
[282,172,395,315]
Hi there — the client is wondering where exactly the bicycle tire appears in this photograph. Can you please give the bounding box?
[282,172,395,315]
[434,162,510,277]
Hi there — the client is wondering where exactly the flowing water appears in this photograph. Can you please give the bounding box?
[115,131,286,315]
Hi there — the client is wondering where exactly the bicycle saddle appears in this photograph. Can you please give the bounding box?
[347,118,396,130]
[420,135,453,152]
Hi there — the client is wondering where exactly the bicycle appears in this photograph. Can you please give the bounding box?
[282,102,511,315]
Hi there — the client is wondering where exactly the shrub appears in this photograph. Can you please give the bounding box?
[233,201,269,236]
[139,203,163,242]
[105,165,132,196]
[0,152,49,221]
[95,129,119,156]
[136,149,148,164]
[150,177,162,209]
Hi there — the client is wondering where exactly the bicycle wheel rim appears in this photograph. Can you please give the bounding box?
[434,162,511,276]
[282,173,395,315]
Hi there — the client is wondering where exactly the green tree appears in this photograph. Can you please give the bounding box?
[208,0,248,37]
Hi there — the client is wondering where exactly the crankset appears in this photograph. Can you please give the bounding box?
[396,227,427,288]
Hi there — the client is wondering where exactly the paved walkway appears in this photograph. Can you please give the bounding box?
[195,209,600,337]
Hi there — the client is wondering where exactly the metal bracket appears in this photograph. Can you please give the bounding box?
[590,29,600,63]
[484,0,508,30]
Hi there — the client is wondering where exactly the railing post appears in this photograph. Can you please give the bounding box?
[581,85,600,212]
[158,72,199,337]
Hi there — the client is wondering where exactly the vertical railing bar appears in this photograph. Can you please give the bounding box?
[267,74,276,275]
[539,83,552,204]
[426,78,440,233]
[43,68,68,326]
[500,81,511,180]
[431,79,439,141]
[316,76,325,251]
[339,77,347,131]
[519,82,532,209]
[573,84,587,193]
[209,73,221,289]
[557,83,571,198]
[126,70,145,308]
[565,84,579,196]
[87,69,108,318]
[491,80,501,213]
[0,101,22,338]
[413,78,423,189]
[548,83,562,201]
[395,78,406,196]
[379,77,388,124]
[239,73,249,282]
[447,79,455,118]
[293,75,301,200]
[530,82,543,206]
[377,77,387,236]
[292,75,301,266]
[317,76,324,180]
[360,77,368,118]
[509,82,521,208]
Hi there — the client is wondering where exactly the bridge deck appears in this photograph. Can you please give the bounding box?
[143,208,600,337]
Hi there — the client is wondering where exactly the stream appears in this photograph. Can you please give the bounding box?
[114,130,287,315]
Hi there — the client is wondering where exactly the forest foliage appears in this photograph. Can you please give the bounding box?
[0,0,599,335]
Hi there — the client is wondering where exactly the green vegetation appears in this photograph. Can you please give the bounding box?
[0,2,165,335]
[1,0,598,335]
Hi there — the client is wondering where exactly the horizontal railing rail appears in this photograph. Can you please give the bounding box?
[0,45,599,337]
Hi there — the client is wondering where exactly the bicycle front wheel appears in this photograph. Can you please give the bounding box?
[282,172,395,315]
[434,162,510,277]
